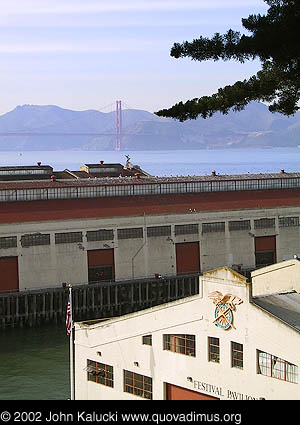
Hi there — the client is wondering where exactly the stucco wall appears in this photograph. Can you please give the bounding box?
[1,205,300,290]
[252,259,300,296]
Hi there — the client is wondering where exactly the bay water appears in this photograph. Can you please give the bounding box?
[1,147,300,176]
[0,325,68,400]
[1,147,300,400]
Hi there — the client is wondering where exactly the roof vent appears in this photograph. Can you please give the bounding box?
[100,160,104,166]
[280,169,285,174]
[37,161,41,167]
[211,170,216,177]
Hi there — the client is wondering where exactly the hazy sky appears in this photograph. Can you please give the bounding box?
[0,0,268,115]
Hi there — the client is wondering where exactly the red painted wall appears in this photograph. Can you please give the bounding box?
[175,242,200,274]
[0,256,19,292]
[165,383,219,400]
[87,249,114,267]
[0,189,300,224]
[255,236,276,251]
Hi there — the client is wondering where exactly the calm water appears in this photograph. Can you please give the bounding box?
[0,325,69,400]
[1,147,300,176]
[1,147,300,400]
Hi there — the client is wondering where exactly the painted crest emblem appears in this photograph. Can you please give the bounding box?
[208,291,243,330]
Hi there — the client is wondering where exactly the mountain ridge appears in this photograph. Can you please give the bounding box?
[0,102,299,151]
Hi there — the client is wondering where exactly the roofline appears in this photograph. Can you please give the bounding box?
[2,171,300,186]
[78,291,300,335]
[1,174,300,204]
[203,266,249,282]
[251,258,300,278]
[76,293,200,330]
[251,296,300,334]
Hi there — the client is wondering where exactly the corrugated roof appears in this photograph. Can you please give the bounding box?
[253,292,300,332]
[0,174,52,181]
[0,165,52,171]
[1,171,300,190]
[83,163,123,167]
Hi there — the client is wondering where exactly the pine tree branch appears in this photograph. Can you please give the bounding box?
[155,65,300,121]
[155,0,300,121]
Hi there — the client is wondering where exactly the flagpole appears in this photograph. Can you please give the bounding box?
[69,284,75,400]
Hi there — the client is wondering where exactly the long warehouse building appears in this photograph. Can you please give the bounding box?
[1,161,300,292]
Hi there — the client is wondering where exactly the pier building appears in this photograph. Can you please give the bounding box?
[74,263,300,400]
[1,162,300,293]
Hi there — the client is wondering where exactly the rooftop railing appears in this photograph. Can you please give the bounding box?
[1,175,300,202]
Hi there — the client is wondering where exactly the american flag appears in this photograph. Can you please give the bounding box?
[66,295,71,336]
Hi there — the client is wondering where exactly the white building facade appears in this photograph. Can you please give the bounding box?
[74,266,300,400]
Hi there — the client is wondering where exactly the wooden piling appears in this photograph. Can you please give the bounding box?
[0,273,200,329]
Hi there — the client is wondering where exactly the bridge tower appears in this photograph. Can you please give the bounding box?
[115,100,122,151]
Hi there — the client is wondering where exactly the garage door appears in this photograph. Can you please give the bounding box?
[176,242,200,274]
[255,236,276,267]
[165,383,219,400]
[0,256,19,293]
[87,249,115,283]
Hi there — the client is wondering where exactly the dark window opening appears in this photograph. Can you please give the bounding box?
[88,265,113,283]
[255,251,276,268]
[142,335,152,346]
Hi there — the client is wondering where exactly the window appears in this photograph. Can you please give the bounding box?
[21,234,50,247]
[208,337,220,363]
[147,226,171,237]
[123,370,152,399]
[86,229,114,242]
[86,360,114,387]
[88,265,114,283]
[175,224,199,236]
[142,335,152,346]
[55,232,83,244]
[202,222,225,234]
[254,218,275,229]
[231,342,243,369]
[279,217,299,228]
[117,228,143,239]
[163,334,195,357]
[229,220,251,231]
[0,236,17,249]
[255,251,276,267]
[255,236,276,268]
[257,350,298,384]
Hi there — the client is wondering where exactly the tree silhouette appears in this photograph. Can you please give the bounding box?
[155,1,299,121]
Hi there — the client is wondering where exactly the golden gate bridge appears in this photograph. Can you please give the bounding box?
[0,100,147,151]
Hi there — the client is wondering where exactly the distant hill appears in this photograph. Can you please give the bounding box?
[0,102,299,151]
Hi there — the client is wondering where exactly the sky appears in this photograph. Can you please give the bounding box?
[0,0,269,115]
